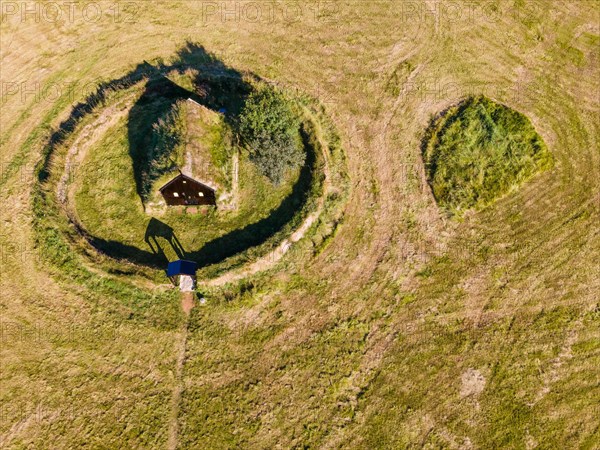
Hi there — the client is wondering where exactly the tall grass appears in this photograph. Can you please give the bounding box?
[423,96,553,215]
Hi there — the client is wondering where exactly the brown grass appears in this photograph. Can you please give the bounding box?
[1,1,598,448]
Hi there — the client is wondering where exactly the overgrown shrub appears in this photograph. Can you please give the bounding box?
[238,86,305,184]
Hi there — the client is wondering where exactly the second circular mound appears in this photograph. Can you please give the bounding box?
[422,96,553,216]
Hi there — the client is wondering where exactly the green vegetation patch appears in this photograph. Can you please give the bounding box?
[422,96,553,215]
[238,85,305,185]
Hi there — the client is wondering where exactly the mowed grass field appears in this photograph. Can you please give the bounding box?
[1,1,599,449]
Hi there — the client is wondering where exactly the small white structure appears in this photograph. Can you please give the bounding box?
[167,259,198,292]
[179,274,196,292]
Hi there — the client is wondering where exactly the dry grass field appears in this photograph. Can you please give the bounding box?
[1,1,599,448]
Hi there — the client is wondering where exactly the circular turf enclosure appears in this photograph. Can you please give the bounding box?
[71,74,309,267]
[33,44,348,280]
[422,96,553,216]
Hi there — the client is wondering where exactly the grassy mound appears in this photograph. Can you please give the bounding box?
[30,45,347,281]
[423,96,553,215]
[51,66,339,277]
[73,108,302,268]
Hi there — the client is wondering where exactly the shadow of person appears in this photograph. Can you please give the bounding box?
[144,217,186,262]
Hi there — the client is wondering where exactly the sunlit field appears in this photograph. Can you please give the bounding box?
[1,1,598,448]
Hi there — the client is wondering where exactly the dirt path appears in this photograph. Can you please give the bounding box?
[166,293,194,450]
[231,149,239,209]
[206,208,323,286]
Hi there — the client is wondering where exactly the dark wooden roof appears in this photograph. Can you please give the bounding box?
[159,173,216,206]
